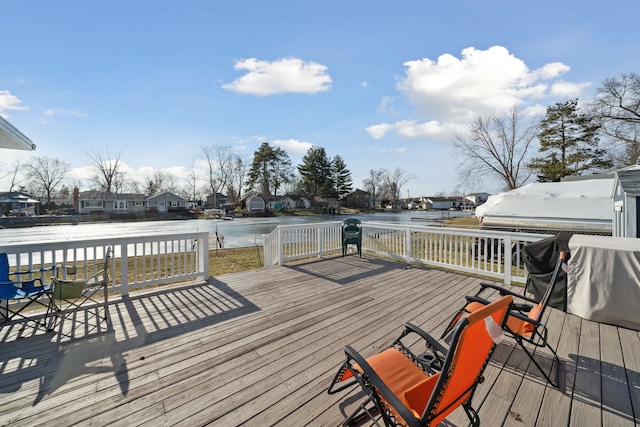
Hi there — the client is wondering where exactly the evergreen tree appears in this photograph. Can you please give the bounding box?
[530,99,611,181]
[331,155,353,199]
[298,146,334,197]
[246,142,294,199]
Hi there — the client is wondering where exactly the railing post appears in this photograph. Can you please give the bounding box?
[278,227,284,266]
[503,235,512,285]
[405,227,412,263]
[120,244,129,296]
[318,224,324,258]
[199,234,209,280]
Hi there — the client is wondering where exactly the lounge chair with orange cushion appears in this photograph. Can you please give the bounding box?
[328,295,513,427]
[441,251,566,388]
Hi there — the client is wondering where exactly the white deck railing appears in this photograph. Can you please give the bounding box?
[263,221,549,285]
[1,232,209,298]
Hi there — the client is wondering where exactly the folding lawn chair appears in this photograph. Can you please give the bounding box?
[441,251,566,388]
[328,295,513,426]
[51,247,112,331]
[0,252,56,330]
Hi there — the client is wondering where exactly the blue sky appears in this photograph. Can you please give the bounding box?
[1,0,639,197]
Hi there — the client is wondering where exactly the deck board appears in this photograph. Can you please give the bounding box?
[1,254,639,426]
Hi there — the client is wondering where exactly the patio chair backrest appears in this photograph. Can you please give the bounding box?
[416,295,512,425]
[0,253,8,281]
[508,251,565,336]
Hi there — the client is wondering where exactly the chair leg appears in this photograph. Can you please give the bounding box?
[462,401,480,427]
[342,395,378,426]
[515,336,560,388]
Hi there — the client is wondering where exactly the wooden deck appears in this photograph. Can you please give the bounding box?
[1,255,639,426]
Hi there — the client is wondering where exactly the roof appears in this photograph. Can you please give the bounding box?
[78,191,146,201]
[146,191,186,201]
[0,116,36,151]
[614,164,640,194]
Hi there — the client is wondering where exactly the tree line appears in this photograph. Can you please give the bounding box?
[2,137,418,212]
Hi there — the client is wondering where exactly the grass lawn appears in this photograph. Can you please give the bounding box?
[208,246,265,276]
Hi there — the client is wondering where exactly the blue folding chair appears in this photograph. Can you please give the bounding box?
[0,253,56,330]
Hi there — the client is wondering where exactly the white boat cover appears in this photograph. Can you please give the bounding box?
[567,234,640,331]
[475,179,614,233]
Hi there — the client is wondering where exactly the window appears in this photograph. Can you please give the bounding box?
[114,200,128,213]
[84,200,103,208]
[171,201,179,207]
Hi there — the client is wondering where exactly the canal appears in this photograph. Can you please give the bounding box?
[0,210,472,248]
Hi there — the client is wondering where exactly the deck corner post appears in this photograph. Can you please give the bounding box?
[199,233,209,280]
[277,227,284,266]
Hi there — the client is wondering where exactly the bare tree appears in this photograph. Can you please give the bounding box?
[227,156,248,204]
[453,105,537,191]
[201,145,234,207]
[87,148,125,193]
[589,73,640,166]
[145,170,178,196]
[362,169,386,208]
[383,167,414,209]
[26,156,70,209]
[1,158,27,193]
[184,164,202,205]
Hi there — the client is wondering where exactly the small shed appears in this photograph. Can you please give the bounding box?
[246,195,266,214]
[613,165,640,238]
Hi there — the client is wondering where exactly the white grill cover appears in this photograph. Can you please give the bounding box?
[567,234,640,331]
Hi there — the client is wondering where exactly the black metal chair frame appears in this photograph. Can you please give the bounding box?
[51,247,112,332]
[441,252,566,388]
[328,296,513,427]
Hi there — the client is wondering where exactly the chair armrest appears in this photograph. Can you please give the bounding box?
[512,303,534,312]
[464,295,491,305]
[404,322,447,356]
[10,264,55,276]
[343,345,418,425]
[478,283,538,304]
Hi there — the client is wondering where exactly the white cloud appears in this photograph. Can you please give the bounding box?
[222,57,332,95]
[366,119,447,140]
[273,138,313,154]
[42,108,87,118]
[0,90,28,117]
[372,46,589,142]
[550,81,591,98]
[376,96,396,115]
[39,107,88,124]
[381,147,406,153]
[534,62,571,80]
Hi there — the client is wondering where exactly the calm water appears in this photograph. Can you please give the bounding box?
[0,210,472,248]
